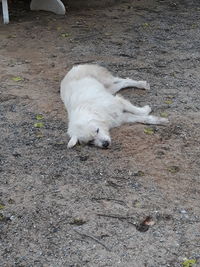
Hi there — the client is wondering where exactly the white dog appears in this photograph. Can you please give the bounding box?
[60,64,168,148]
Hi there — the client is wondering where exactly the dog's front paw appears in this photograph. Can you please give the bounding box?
[147,115,169,125]
[140,81,150,90]
[142,105,152,115]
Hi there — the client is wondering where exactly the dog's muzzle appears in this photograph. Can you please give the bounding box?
[102,140,110,148]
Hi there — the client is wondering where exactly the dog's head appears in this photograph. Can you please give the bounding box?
[67,120,111,149]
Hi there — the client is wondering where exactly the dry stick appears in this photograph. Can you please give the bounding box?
[97,213,134,220]
[73,229,111,252]
[92,198,125,205]
[97,214,155,232]
[97,213,137,228]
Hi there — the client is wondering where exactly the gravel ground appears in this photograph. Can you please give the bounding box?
[0,0,200,266]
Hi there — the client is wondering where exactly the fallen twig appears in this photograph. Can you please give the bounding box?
[92,198,125,205]
[97,213,134,220]
[97,214,155,232]
[73,229,111,252]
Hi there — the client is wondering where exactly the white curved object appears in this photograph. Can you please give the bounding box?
[2,0,9,24]
[30,0,66,15]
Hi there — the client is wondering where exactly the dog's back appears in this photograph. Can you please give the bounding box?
[60,65,118,119]
[61,64,114,100]
[62,64,111,81]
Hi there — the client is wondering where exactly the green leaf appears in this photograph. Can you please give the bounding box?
[53,77,60,81]
[160,112,168,118]
[167,166,180,173]
[8,34,17,38]
[143,22,150,28]
[56,141,65,145]
[35,132,44,138]
[70,217,86,225]
[36,114,44,120]
[134,201,142,208]
[34,122,44,128]
[12,76,23,82]
[182,259,196,267]
[8,199,15,204]
[61,33,70,37]
[135,171,145,177]
[164,99,173,105]
[191,24,197,29]
[0,204,5,210]
[144,128,154,135]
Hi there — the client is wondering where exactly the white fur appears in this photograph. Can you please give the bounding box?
[60,64,168,148]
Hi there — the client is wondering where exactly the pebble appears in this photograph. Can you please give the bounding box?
[180,209,187,214]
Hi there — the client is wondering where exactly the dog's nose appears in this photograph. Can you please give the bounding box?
[102,140,110,148]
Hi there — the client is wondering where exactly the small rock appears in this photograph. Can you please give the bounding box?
[79,155,89,161]
[180,209,187,214]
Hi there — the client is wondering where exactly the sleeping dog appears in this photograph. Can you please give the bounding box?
[60,64,168,148]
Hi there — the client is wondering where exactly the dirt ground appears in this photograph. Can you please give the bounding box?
[0,0,200,266]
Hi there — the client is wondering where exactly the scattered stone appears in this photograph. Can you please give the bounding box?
[136,216,155,232]
[79,155,89,161]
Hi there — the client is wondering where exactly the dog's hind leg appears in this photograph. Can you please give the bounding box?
[107,77,150,94]
[121,113,168,125]
[116,95,151,115]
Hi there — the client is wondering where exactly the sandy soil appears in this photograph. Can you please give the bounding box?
[0,0,200,266]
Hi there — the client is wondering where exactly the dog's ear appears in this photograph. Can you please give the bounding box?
[67,136,78,148]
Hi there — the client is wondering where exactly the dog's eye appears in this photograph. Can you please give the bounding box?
[96,128,99,134]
